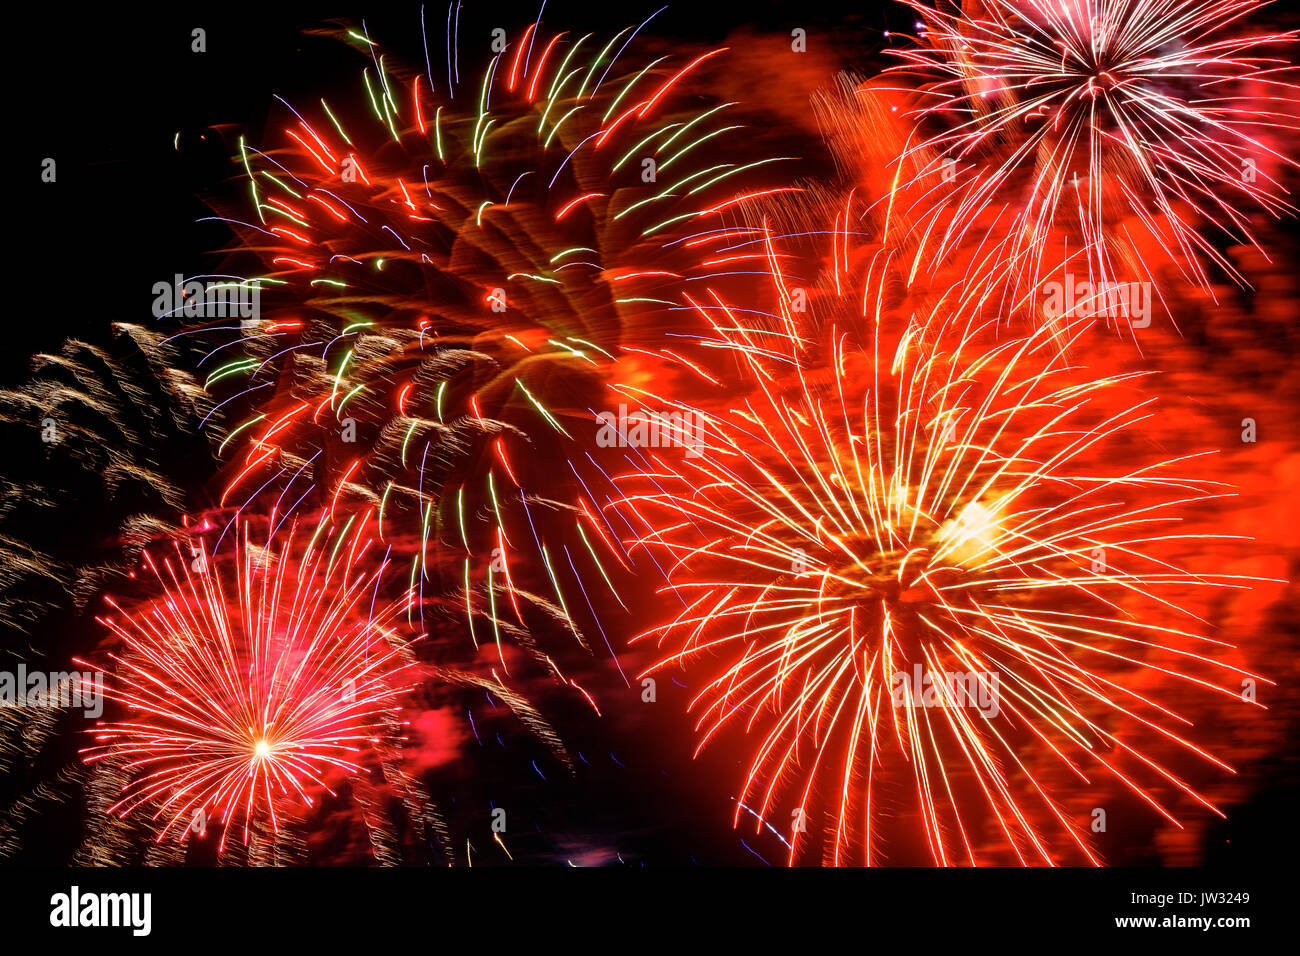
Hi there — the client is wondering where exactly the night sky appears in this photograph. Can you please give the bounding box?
[9,0,1298,871]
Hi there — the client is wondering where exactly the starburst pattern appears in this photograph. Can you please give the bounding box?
[79,514,416,852]
[877,0,1298,317]
[614,227,1269,864]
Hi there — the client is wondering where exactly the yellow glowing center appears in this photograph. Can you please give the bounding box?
[254,740,271,759]
[937,499,1003,565]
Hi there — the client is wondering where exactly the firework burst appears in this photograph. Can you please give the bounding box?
[613,225,1270,864]
[874,0,1298,321]
[195,16,793,661]
[78,513,416,853]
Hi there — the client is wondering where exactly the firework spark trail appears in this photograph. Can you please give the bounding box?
[611,221,1273,865]
[196,17,794,667]
[872,0,1298,323]
[77,512,417,853]
[0,327,216,635]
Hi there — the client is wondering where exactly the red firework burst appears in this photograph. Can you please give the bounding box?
[874,0,1298,319]
[78,513,416,852]
[612,224,1272,864]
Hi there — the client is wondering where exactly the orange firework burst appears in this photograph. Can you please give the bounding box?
[613,226,1270,865]
[78,513,416,853]
[872,0,1298,321]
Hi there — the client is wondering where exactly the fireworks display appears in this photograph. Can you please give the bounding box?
[202,16,791,680]
[614,227,1269,863]
[4,1,1298,884]
[78,515,416,852]
[0,327,215,637]
[874,0,1299,320]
